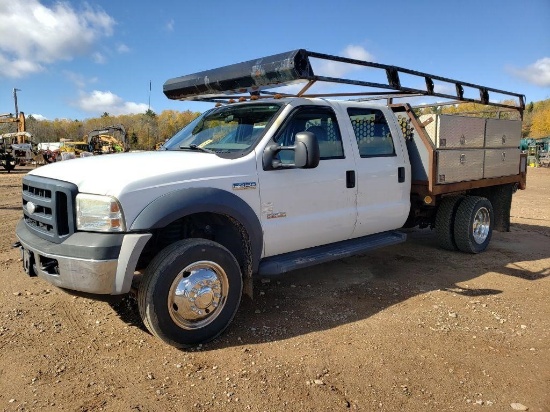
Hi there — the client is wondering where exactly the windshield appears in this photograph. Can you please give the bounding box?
[163,103,282,154]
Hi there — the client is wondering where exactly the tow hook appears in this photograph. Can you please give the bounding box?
[12,241,21,249]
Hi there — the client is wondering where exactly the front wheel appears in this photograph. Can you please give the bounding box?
[3,157,15,172]
[138,239,243,348]
[453,196,493,254]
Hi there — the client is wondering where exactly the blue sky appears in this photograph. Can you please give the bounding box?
[1,0,549,121]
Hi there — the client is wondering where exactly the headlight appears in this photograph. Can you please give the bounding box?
[76,194,126,232]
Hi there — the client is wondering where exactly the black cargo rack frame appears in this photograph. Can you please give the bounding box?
[163,49,525,116]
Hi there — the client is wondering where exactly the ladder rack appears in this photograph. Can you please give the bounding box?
[163,49,525,115]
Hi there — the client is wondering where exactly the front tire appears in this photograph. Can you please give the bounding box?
[3,158,15,172]
[138,238,243,348]
[453,196,493,254]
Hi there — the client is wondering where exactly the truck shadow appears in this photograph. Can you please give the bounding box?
[0,169,31,175]
[109,225,550,350]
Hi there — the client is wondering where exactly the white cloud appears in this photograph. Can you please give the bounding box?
[314,44,375,78]
[0,53,43,77]
[30,114,47,121]
[117,44,130,54]
[63,70,98,89]
[510,57,550,87]
[92,52,107,64]
[76,90,149,116]
[263,45,376,96]
[0,0,116,78]
[343,45,374,62]
[166,19,175,31]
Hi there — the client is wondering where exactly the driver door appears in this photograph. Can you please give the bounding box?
[257,105,357,257]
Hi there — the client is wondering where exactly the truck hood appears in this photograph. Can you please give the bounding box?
[30,151,254,196]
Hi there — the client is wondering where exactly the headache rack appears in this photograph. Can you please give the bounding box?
[163,49,525,116]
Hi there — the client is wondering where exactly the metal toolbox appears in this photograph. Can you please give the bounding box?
[420,114,485,149]
[485,118,522,148]
[484,148,521,178]
[436,149,485,183]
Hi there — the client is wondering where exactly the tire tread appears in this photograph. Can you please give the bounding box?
[435,196,464,251]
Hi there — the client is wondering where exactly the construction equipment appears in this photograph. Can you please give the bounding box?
[87,124,128,154]
[58,140,91,157]
[522,137,550,167]
[1,89,35,171]
[0,112,33,171]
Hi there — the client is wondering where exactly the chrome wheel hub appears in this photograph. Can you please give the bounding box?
[472,207,490,244]
[168,261,228,329]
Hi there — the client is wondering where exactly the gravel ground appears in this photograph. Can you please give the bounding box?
[0,165,549,412]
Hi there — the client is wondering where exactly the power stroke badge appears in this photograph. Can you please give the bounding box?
[232,182,257,190]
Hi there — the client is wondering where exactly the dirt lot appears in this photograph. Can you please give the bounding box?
[0,166,549,412]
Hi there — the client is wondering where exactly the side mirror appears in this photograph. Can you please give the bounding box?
[264,131,320,170]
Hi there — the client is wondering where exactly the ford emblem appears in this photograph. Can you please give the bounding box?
[26,201,36,215]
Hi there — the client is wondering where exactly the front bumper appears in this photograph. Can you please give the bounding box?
[16,219,151,295]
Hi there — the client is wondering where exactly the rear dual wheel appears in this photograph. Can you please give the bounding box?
[436,196,493,254]
[435,196,464,251]
[453,196,493,254]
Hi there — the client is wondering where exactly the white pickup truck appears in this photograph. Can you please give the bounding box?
[15,50,527,348]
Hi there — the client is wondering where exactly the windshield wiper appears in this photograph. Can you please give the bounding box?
[179,144,215,153]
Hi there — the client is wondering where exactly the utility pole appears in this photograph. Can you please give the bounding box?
[13,88,21,118]
[148,81,151,112]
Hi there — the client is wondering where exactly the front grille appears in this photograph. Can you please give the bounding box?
[22,175,78,243]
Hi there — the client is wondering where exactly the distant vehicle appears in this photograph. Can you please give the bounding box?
[0,112,33,172]
[38,141,89,163]
[87,124,128,154]
[0,134,17,172]
[59,141,91,157]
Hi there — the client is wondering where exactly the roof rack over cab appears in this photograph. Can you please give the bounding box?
[163,49,525,115]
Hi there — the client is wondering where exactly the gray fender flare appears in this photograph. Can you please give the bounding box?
[130,187,263,273]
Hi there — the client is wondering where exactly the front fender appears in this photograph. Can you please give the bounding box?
[130,187,263,272]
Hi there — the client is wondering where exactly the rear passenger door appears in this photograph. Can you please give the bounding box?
[344,106,410,237]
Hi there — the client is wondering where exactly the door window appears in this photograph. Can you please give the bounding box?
[347,108,395,157]
[274,106,344,163]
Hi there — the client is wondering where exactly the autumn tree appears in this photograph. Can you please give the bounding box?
[530,105,550,138]
[18,99,549,146]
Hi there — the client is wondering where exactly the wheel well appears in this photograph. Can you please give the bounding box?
[136,212,253,278]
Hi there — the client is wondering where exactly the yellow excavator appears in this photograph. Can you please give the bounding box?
[87,124,128,154]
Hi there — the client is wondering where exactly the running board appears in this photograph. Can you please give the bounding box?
[258,231,406,276]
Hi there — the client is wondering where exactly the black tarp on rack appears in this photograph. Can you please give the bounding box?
[163,49,314,101]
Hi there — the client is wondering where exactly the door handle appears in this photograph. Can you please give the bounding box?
[398,167,405,183]
[346,170,355,188]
